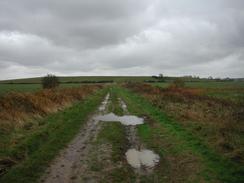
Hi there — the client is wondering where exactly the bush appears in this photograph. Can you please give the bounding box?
[42,74,59,89]
[171,78,185,88]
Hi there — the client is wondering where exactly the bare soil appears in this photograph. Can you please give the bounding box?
[40,94,110,183]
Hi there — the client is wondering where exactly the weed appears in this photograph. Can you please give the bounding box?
[124,83,244,164]
[118,86,244,183]
[0,88,106,183]
[0,85,102,132]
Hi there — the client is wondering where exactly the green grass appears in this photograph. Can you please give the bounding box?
[2,77,243,102]
[0,83,88,95]
[185,81,244,88]
[117,86,244,183]
[97,122,127,162]
[107,87,124,116]
[96,122,135,182]
[0,84,41,95]
[185,81,244,102]
[153,81,244,88]
[206,89,244,102]
[93,87,136,182]
[0,88,107,183]
[153,81,244,103]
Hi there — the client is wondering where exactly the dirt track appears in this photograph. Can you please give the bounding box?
[40,94,110,183]
[40,93,159,183]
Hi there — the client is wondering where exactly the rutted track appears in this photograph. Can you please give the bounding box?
[119,98,160,177]
[40,91,161,183]
[40,94,110,183]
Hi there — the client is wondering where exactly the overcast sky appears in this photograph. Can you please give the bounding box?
[0,0,244,80]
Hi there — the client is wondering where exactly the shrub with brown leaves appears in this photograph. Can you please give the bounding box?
[0,85,102,132]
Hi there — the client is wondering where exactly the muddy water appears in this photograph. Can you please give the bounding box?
[125,149,160,169]
[94,113,144,126]
[117,98,160,173]
[95,97,144,126]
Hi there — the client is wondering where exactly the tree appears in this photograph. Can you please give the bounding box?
[42,74,59,89]
[158,73,163,78]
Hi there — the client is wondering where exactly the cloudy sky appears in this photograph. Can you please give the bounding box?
[0,0,244,80]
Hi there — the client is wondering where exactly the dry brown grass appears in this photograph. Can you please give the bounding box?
[124,83,244,163]
[0,85,102,132]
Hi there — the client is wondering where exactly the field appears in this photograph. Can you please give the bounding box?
[0,76,157,95]
[0,76,157,84]
[153,81,244,103]
[0,83,84,95]
[0,78,243,183]
[1,77,244,101]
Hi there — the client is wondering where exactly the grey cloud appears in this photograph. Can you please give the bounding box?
[0,0,244,80]
[0,0,152,49]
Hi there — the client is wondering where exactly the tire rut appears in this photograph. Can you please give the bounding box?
[40,93,110,183]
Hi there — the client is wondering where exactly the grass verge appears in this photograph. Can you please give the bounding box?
[0,88,107,183]
[117,86,243,183]
[96,122,135,182]
[97,122,127,163]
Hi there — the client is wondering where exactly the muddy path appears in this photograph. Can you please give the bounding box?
[118,98,160,178]
[40,94,110,183]
[40,92,160,183]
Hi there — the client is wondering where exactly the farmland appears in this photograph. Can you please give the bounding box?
[0,78,243,183]
[153,81,244,103]
[0,76,157,84]
[0,83,85,95]
[0,76,156,95]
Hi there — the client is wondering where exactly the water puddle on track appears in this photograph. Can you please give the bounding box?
[95,95,160,173]
[95,94,161,174]
[41,93,160,183]
[125,149,160,169]
[94,113,144,126]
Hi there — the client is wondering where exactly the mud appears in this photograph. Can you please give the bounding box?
[98,93,110,112]
[40,93,110,183]
[118,98,160,173]
[40,93,159,183]
[118,98,127,112]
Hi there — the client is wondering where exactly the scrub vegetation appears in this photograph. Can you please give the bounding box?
[0,85,102,132]
[93,122,135,182]
[124,83,244,161]
[0,85,104,182]
[0,78,243,183]
[122,83,244,182]
[41,74,59,89]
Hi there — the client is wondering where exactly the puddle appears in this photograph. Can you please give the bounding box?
[97,96,160,173]
[125,149,160,169]
[94,112,144,126]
